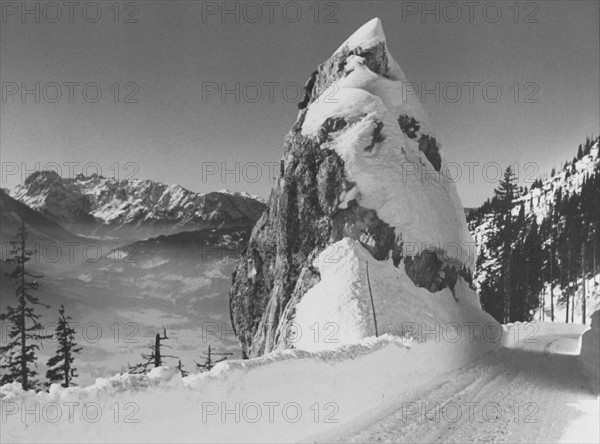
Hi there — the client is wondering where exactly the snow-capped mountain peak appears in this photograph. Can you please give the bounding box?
[10,171,266,240]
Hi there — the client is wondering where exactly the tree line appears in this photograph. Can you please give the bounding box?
[470,136,600,324]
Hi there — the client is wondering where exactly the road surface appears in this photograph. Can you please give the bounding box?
[326,331,599,443]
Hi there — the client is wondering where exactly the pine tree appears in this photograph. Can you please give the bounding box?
[522,218,544,321]
[46,305,82,387]
[195,345,232,372]
[509,205,528,322]
[583,136,592,156]
[493,167,521,323]
[540,211,559,321]
[478,250,503,321]
[0,223,51,390]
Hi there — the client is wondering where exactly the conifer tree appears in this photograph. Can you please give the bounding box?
[46,305,82,387]
[0,223,51,390]
[195,345,232,372]
[493,167,521,323]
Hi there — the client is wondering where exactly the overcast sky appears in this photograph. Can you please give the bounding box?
[1,0,598,207]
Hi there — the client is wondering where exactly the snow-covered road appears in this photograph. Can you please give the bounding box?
[2,322,597,443]
[325,334,599,444]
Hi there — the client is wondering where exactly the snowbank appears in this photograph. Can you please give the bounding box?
[293,239,497,351]
[579,311,600,388]
[1,334,497,443]
[532,273,600,326]
[559,397,600,444]
[501,321,588,355]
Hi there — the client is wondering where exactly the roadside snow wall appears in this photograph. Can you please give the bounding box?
[1,334,498,443]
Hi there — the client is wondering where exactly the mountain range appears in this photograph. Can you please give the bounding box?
[1,175,266,384]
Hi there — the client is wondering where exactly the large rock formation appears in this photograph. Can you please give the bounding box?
[230,18,491,358]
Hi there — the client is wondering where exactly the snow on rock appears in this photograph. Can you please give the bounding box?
[230,17,488,358]
[0,335,498,443]
[301,18,471,265]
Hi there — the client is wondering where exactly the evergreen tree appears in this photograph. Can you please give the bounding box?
[195,345,232,372]
[521,218,544,321]
[509,205,528,322]
[46,305,82,387]
[0,223,51,390]
[493,167,521,323]
[474,136,599,324]
[540,211,559,321]
[478,249,504,321]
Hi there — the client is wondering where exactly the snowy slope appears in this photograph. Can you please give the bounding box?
[471,142,599,255]
[469,139,600,324]
[515,142,599,225]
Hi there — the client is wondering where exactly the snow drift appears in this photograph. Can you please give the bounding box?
[0,334,498,443]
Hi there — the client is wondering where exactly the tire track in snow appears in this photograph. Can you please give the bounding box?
[328,347,596,443]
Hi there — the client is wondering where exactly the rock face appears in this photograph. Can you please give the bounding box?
[230,18,481,358]
[10,171,266,240]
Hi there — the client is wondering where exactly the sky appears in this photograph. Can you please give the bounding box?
[1,0,598,207]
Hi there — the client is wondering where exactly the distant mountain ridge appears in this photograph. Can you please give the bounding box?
[10,171,267,240]
[0,189,81,244]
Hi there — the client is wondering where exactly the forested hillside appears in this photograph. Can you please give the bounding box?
[469,136,600,324]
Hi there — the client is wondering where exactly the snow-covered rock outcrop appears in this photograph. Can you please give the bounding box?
[230,18,496,358]
[10,172,266,240]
